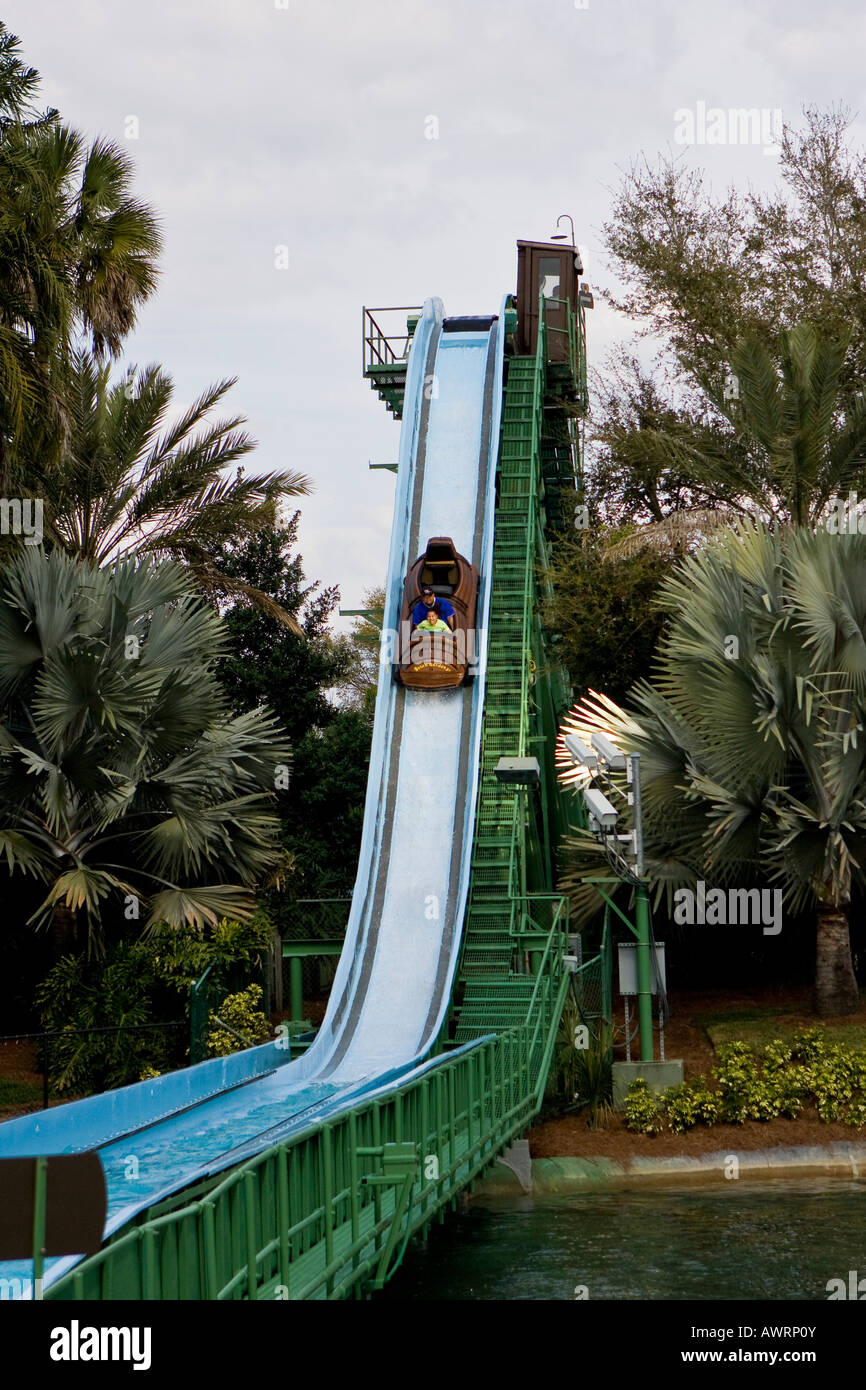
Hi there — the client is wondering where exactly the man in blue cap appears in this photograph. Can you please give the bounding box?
[411,584,455,631]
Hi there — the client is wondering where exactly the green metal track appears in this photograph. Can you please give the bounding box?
[46,301,587,1303]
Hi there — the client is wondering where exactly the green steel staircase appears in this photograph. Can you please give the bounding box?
[455,352,545,1023]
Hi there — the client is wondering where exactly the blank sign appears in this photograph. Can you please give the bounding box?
[0,1154,106,1260]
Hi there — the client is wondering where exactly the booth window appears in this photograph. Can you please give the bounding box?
[538,256,562,300]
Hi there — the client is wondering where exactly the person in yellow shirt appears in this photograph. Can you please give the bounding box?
[415,602,450,633]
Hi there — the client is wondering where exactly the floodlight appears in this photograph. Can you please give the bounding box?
[583,787,619,831]
[564,733,597,770]
[591,731,626,769]
[495,756,540,786]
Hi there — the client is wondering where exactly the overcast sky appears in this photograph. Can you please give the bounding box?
[6,0,864,626]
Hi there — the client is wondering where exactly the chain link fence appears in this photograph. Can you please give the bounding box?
[278,898,351,1004]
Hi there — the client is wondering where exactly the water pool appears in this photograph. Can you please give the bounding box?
[381,1178,866,1300]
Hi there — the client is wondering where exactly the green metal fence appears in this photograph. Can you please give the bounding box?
[279,898,352,1018]
[572,918,612,1036]
[48,892,569,1302]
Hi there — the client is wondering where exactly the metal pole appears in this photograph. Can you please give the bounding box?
[630,753,653,1064]
[32,1155,47,1301]
[635,884,654,1063]
[290,957,303,1024]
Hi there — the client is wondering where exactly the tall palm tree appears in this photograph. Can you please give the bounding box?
[0,547,292,952]
[560,521,866,1016]
[0,24,161,474]
[25,349,312,630]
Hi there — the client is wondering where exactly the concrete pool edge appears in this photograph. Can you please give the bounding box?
[472,1142,866,1197]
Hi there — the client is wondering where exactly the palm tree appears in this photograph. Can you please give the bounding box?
[25,349,312,630]
[0,547,292,951]
[0,24,161,473]
[560,521,866,1016]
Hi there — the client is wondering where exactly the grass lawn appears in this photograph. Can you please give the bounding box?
[695,1006,866,1053]
[0,1078,42,1107]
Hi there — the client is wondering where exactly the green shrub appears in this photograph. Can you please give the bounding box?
[811,1045,858,1123]
[790,1027,826,1063]
[35,911,274,1093]
[844,1098,866,1127]
[760,1039,805,1118]
[624,1078,664,1135]
[662,1080,720,1133]
[206,985,272,1058]
[618,1026,866,1137]
[35,950,170,1094]
[713,1042,767,1123]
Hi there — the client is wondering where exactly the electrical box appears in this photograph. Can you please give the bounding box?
[617,942,666,996]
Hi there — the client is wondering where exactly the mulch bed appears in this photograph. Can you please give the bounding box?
[530,987,866,1161]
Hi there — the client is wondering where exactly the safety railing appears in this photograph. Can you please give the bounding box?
[541,293,588,412]
[47,888,569,1303]
[362,306,423,374]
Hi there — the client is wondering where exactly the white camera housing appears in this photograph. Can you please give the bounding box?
[583,787,619,831]
[564,733,597,770]
[591,731,626,770]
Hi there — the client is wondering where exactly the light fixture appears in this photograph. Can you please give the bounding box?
[591,731,626,770]
[494,756,540,786]
[551,213,576,247]
[564,733,597,770]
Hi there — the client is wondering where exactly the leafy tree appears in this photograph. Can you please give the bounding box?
[586,321,866,567]
[0,548,291,951]
[593,108,866,537]
[560,522,866,1017]
[341,585,385,717]
[587,350,756,534]
[214,515,354,741]
[603,105,866,396]
[276,709,372,900]
[544,528,673,706]
[213,521,373,902]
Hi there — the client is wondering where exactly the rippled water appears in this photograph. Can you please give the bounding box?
[381,1178,866,1300]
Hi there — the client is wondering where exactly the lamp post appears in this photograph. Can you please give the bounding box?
[551,213,576,248]
[563,734,654,1063]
